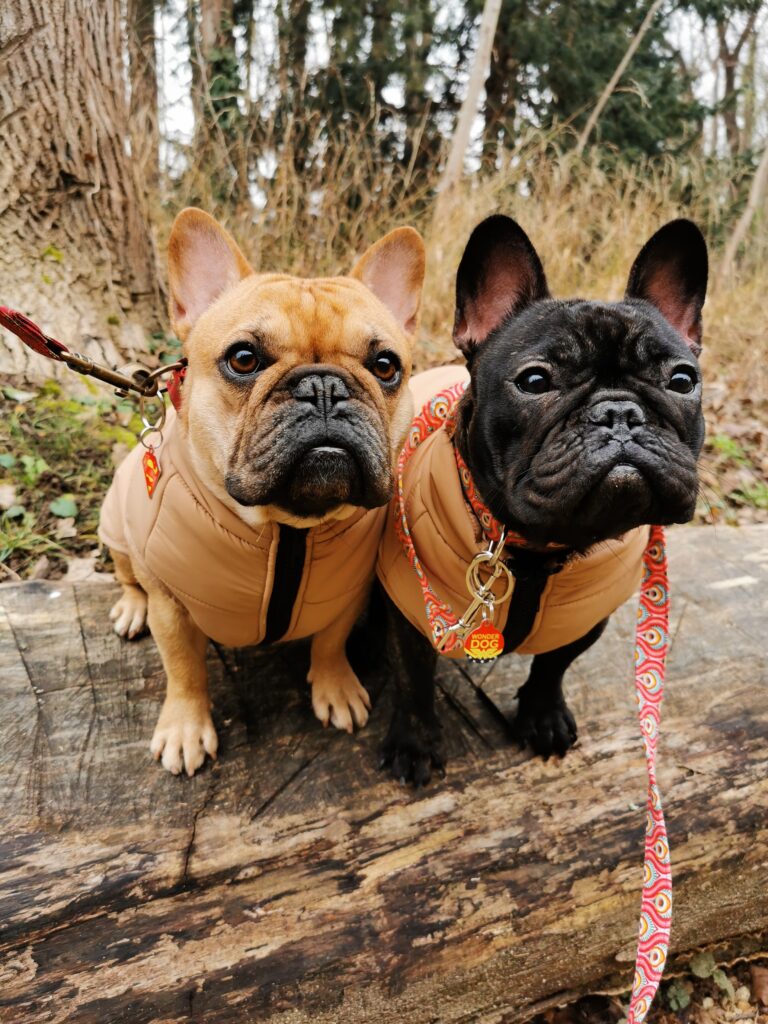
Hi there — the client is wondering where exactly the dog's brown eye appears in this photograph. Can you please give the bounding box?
[370,351,401,384]
[668,367,697,394]
[226,344,261,376]
[516,368,551,394]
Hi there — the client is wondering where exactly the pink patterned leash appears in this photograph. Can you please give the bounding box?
[395,387,672,1023]
[627,523,672,1024]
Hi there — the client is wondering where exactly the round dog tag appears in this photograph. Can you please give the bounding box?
[464,619,504,661]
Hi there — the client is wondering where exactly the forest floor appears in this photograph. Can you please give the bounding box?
[537,956,768,1023]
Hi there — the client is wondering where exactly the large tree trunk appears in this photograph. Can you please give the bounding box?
[0,0,162,380]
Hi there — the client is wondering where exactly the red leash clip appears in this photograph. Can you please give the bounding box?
[0,307,68,361]
[0,306,186,411]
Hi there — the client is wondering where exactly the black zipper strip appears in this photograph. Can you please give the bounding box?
[261,525,309,645]
[502,549,570,652]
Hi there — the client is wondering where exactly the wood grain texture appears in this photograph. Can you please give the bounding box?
[0,0,160,379]
[0,525,766,1024]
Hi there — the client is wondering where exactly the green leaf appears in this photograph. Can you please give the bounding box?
[665,978,691,1011]
[712,968,735,1001]
[4,505,25,519]
[41,243,64,263]
[731,482,768,510]
[2,386,37,403]
[20,455,49,485]
[690,951,715,978]
[0,454,16,469]
[50,496,78,518]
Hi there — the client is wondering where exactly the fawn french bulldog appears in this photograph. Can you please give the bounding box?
[99,209,425,776]
[378,215,707,785]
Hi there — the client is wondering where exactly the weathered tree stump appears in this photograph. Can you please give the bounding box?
[1,525,766,1023]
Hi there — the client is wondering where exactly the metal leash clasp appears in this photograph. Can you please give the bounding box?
[436,530,514,650]
[138,387,168,498]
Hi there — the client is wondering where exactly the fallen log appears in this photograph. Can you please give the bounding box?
[0,524,766,1023]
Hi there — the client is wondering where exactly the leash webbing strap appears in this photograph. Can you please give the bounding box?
[0,306,68,360]
[627,524,671,1024]
[395,387,671,1022]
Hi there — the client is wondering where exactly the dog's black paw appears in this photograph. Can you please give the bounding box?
[511,696,578,758]
[379,716,444,788]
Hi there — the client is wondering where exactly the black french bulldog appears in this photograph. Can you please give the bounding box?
[381,215,708,785]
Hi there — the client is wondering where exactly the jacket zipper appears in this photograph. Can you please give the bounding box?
[261,525,309,645]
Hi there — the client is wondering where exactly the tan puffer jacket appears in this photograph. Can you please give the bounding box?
[99,411,385,647]
[377,366,648,657]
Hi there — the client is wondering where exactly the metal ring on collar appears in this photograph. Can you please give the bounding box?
[466,553,514,605]
[139,424,164,450]
[139,392,167,433]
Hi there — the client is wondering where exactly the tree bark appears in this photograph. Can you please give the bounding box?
[0,0,161,380]
[740,23,757,155]
[718,140,768,286]
[715,11,757,159]
[128,0,160,194]
[480,0,524,172]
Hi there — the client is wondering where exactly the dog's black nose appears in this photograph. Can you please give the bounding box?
[588,400,646,432]
[292,372,350,412]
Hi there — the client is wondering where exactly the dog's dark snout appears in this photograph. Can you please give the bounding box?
[292,372,350,412]
[588,400,646,432]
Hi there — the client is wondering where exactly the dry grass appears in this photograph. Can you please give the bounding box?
[162,134,767,375]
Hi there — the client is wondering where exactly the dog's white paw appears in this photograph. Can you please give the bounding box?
[109,586,148,639]
[309,667,371,734]
[150,697,218,777]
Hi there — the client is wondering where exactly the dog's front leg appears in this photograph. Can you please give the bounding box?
[147,587,217,776]
[308,588,372,733]
[380,594,442,787]
[512,617,609,758]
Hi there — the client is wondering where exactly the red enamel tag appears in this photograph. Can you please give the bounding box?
[142,448,161,497]
[464,619,504,661]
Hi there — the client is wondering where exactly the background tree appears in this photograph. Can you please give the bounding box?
[128,0,161,195]
[186,0,250,207]
[687,0,764,157]
[433,0,706,170]
[0,0,161,378]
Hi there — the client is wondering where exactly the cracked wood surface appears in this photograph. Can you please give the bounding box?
[0,525,766,1023]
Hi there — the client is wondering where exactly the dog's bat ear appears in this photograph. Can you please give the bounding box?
[350,227,426,337]
[167,209,254,341]
[453,215,549,359]
[625,219,708,356]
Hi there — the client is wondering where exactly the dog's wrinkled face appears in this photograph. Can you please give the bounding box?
[167,210,425,525]
[453,216,708,549]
